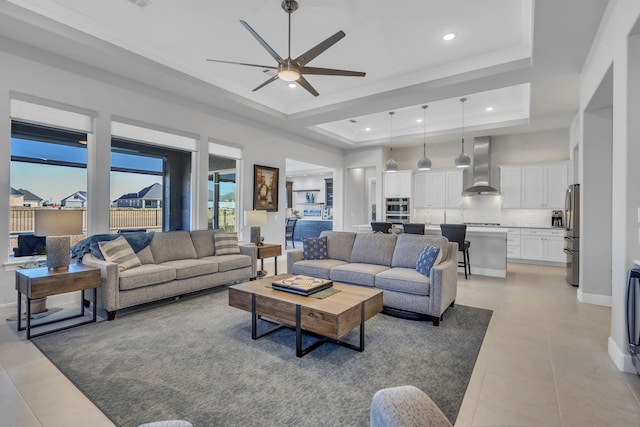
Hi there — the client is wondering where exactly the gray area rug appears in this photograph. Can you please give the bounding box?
[33,289,492,427]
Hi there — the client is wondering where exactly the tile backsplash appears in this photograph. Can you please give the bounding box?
[413,196,557,228]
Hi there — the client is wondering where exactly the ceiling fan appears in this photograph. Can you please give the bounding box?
[206,0,366,97]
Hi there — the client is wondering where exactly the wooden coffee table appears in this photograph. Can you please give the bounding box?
[228,274,383,357]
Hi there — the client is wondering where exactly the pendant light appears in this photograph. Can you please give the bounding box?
[454,97,471,168]
[384,111,398,172]
[417,105,432,170]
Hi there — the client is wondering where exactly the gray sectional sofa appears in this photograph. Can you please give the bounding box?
[286,231,458,325]
[80,230,257,320]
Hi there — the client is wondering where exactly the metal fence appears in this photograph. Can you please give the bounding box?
[8,207,164,257]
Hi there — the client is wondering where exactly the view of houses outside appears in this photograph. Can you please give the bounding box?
[10,127,238,257]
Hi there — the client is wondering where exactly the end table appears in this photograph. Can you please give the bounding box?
[16,264,101,339]
[256,243,282,277]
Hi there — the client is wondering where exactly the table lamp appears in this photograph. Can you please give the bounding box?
[244,210,267,245]
[34,209,83,270]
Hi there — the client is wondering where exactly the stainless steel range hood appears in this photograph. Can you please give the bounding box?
[462,136,500,195]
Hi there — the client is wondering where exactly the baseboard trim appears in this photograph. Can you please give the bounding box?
[608,336,637,373]
[577,288,612,306]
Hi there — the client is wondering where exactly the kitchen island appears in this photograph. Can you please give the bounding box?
[426,225,507,278]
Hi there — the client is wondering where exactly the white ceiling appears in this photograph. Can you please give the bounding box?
[0,0,608,153]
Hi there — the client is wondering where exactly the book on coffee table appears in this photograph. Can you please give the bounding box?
[271,275,333,296]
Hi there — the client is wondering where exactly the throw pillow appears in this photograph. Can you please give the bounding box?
[214,232,241,255]
[303,236,328,260]
[416,245,441,278]
[98,236,142,271]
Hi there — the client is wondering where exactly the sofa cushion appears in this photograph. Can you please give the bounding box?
[190,229,217,258]
[375,267,431,296]
[98,236,142,272]
[303,236,328,260]
[149,231,197,264]
[118,264,177,291]
[200,254,251,272]
[160,259,219,280]
[350,233,397,267]
[291,259,349,279]
[415,245,441,277]
[391,234,449,268]
[213,232,241,255]
[136,245,155,265]
[319,231,356,262]
[330,263,390,287]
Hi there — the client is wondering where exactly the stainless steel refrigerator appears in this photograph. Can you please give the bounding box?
[564,183,580,286]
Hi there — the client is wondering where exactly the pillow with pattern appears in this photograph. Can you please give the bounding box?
[416,245,441,278]
[303,236,328,260]
[98,236,142,271]
[214,232,240,255]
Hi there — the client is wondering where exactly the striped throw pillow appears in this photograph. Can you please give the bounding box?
[98,236,142,271]
[214,232,240,255]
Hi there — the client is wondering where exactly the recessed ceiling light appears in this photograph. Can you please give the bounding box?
[288,83,297,88]
[416,119,423,123]
[442,32,457,41]
[485,106,495,111]
[365,127,371,132]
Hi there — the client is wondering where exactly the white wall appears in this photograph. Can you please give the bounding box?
[578,0,640,373]
[0,39,344,307]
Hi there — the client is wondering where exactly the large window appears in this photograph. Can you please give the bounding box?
[110,138,191,232]
[208,155,237,231]
[9,121,88,257]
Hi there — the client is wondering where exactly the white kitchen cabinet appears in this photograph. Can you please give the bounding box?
[384,170,412,198]
[445,170,464,208]
[414,170,460,208]
[413,171,445,208]
[522,163,568,208]
[500,166,522,208]
[506,228,521,258]
[500,162,568,209]
[520,229,565,263]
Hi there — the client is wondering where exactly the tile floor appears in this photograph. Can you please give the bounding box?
[1,262,639,426]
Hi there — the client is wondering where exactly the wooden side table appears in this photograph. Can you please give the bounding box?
[256,243,282,276]
[16,264,101,339]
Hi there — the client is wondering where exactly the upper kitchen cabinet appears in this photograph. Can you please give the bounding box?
[413,169,462,208]
[384,170,412,198]
[500,162,568,209]
[445,170,464,208]
[522,163,568,208]
[499,166,523,208]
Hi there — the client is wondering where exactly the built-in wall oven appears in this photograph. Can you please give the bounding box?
[385,198,410,223]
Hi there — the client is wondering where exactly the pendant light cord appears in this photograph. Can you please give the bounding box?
[389,111,395,152]
[460,97,467,151]
[422,105,428,155]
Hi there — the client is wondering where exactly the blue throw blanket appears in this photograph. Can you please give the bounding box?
[73,232,155,261]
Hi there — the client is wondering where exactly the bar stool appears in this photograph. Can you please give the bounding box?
[440,224,471,279]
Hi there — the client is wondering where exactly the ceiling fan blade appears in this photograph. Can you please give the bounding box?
[252,75,279,92]
[206,59,277,70]
[296,76,319,97]
[240,20,284,64]
[301,66,366,77]
[294,31,346,66]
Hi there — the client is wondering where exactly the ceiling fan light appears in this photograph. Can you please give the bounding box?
[455,151,471,168]
[278,69,301,81]
[385,158,398,172]
[417,156,432,170]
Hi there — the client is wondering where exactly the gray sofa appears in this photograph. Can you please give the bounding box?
[286,231,458,325]
[81,230,257,320]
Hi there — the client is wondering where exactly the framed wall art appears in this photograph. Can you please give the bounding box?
[253,164,279,211]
